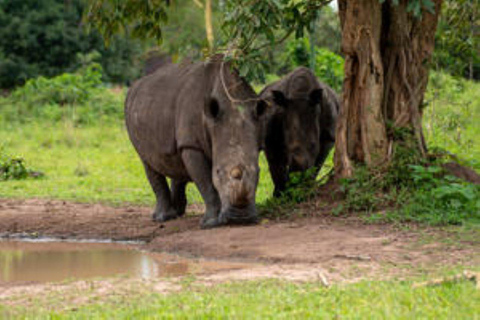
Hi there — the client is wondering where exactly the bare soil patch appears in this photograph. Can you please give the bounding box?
[0,198,201,241]
[0,198,478,290]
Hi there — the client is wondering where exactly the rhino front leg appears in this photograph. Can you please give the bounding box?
[181,150,222,228]
[265,148,289,198]
[143,162,178,222]
[171,180,187,217]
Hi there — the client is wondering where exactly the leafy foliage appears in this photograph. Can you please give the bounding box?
[279,38,344,92]
[259,167,330,220]
[11,64,103,106]
[0,150,41,181]
[82,0,444,83]
[433,0,480,80]
[0,64,124,125]
[221,0,331,80]
[337,147,480,226]
[312,6,341,54]
[85,0,170,43]
[0,0,143,89]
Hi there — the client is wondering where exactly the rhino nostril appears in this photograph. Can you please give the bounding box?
[230,166,243,180]
[292,147,303,157]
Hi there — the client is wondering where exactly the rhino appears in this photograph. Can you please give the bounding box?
[259,67,340,197]
[125,55,267,228]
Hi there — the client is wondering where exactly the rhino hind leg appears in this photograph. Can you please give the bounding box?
[181,150,222,229]
[143,162,179,222]
[171,180,187,217]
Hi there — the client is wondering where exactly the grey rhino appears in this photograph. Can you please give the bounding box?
[125,55,267,228]
[259,67,340,197]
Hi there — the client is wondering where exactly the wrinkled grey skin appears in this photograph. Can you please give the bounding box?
[259,67,340,197]
[125,56,267,228]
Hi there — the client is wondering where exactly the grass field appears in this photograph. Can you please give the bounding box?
[423,71,480,170]
[0,120,278,206]
[2,277,479,319]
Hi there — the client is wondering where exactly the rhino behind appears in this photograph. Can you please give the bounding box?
[125,56,267,228]
[259,67,340,196]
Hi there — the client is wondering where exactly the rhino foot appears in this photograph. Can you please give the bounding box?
[200,210,257,229]
[200,216,226,229]
[152,209,179,222]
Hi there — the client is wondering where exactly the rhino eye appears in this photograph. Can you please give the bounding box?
[206,98,221,120]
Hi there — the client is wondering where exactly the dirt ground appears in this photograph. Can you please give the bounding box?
[1,198,478,268]
[0,198,479,306]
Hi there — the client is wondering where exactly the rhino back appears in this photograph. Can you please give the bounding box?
[125,62,208,165]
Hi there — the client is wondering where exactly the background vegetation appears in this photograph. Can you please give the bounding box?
[0,0,145,89]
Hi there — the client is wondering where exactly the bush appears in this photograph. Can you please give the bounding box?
[259,167,329,220]
[0,150,42,181]
[315,48,344,93]
[337,143,480,226]
[0,0,143,89]
[279,38,344,93]
[0,63,124,125]
[11,63,103,106]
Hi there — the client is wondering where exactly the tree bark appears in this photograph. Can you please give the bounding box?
[335,0,442,179]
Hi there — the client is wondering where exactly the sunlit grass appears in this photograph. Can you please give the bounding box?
[1,278,479,319]
[0,120,274,206]
[423,71,480,170]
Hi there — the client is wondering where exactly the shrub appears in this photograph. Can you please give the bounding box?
[0,0,143,89]
[259,167,328,220]
[11,63,103,106]
[338,145,480,226]
[279,38,344,92]
[315,48,344,93]
[0,150,42,181]
[0,63,124,125]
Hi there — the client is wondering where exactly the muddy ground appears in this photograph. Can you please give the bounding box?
[0,198,479,306]
[1,198,478,269]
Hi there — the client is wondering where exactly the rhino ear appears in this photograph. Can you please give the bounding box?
[253,100,267,119]
[309,88,323,106]
[204,97,221,121]
[271,90,288,108]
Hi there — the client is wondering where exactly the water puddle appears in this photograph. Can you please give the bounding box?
[0,241,248,285]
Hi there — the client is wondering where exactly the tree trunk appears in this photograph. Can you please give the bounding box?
[205,0,214,50]
[335,0,442,179]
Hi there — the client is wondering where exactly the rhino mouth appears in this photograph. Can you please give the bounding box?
[218,204,258,225]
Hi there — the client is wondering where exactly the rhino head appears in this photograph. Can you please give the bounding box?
[271,86,323,172]
[203,58,267,224]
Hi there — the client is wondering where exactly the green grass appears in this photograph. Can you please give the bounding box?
[0,120,274,206]
[2,278,479,319]
[424,71,480,170]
